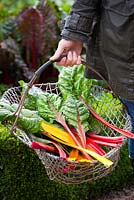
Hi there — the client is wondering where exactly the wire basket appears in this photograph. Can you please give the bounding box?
[2,82,131,184]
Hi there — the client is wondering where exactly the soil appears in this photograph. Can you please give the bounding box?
[98,182,134,200]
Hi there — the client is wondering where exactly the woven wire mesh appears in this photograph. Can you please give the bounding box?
[2,83,132,184]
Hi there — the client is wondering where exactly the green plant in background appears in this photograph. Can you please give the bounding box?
[0,0,61,85]
[0,0,37,20]
[0,0,73,86]
[54,0,72,14]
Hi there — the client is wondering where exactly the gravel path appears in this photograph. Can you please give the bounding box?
[98,183,134,200]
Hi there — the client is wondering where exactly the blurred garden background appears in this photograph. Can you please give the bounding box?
[0,1,134,200]
[0,0,72,89]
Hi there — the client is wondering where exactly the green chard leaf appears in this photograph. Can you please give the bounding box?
[58,64,93,103]
[0,109,12,122]
[37,92,63,123]
[0,99,13,121]
[58,67,74,99]
[19,80,44,110]
[0,99,12,110]
[17,113,43,134]
[18,108,43,133]
[7,103,43,133]
[61,95,90,147]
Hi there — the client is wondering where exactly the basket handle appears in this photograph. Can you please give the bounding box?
[11,55,66,133]
[11,54,127,135]
[35,54,67,76]
[81,59,128,112]
[81,59,115,95]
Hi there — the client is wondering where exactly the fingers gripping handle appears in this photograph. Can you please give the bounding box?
[53,54,67,62]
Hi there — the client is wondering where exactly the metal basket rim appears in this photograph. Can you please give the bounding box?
[2,82,129,162]
[1,82,131,184]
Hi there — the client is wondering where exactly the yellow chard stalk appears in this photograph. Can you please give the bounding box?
[41,121,113,168]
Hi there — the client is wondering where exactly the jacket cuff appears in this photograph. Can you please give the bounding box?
[60,13,93,43]
[61,29,88,43]
[64,14,93,33]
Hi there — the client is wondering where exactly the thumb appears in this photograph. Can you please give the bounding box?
[50,44,65,61]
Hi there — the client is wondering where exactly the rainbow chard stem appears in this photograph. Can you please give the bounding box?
[87,104,134,139]
[48,101,92,160]
[80,96,134,139]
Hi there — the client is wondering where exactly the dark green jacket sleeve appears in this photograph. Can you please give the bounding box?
[61,0,100,43]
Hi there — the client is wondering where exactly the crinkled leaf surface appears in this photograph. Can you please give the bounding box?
[0,99,13,121]
[37,92,63,123]
[19,80,44,110]
[62,95,90,134]
[58,65,93,103]
[10,103,43,133]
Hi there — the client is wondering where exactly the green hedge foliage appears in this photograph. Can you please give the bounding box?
[0,123,133,200]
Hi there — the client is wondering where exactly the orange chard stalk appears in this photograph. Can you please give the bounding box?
[47,100,92,160]
[41,121,92,161]
[41,121,113,168]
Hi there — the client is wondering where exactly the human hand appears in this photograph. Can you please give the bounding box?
[50,39,83,66]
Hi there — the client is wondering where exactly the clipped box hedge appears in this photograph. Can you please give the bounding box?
[0,123,133,200]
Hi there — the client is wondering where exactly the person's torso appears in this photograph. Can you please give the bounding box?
[93,0,134,100]
[102,0,134,16]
